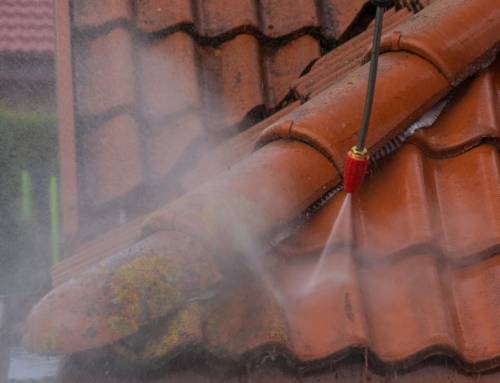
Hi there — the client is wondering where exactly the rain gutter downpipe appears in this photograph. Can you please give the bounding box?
[344,0,392,193]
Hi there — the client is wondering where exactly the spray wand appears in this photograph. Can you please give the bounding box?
[343,0,392,194]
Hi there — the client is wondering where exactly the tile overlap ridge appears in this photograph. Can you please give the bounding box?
[72,1,376,49]
[280,91,453,244]
[369,93,452,163]
[256,0,500,235]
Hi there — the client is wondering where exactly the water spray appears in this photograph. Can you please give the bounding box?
[343,0,392,194]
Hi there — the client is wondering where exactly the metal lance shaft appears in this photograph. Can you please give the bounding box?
[343,0,391,194]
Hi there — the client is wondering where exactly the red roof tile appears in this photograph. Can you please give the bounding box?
[74,27,136,116]
[0,0,54,54]
[72,0,133,29]
[29,2,500,378]
[30,0,500,381]
[198,34,264,131]
[82,115,144,203]
[138,32,199,119]
[66,0,413,243]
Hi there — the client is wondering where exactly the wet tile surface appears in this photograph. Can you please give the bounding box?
[69,0,387,214]
[48,0,500,380]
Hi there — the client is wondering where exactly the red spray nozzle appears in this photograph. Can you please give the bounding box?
[343,147,369,194]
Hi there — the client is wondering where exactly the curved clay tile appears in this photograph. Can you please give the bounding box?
[26,0,500,378]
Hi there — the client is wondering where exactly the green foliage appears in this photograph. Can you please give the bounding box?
[0,108,57,296]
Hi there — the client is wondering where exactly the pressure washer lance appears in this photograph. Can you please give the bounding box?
[343,0,392,193]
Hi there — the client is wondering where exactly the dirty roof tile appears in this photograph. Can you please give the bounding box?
[144,113,205,181]
[65,0,410,224]
[264,35,321,108]
[259,0,319,38]
[135,0,194,33]
[72,0,133,29]
[199,34,264,131]
[179,101,301,192]
[83,114,144,204]
[320,0,370,40]
[138,31,199,119]
[195,0,259,38]
[38,0,500,381]
[292,8,412,99]
[43,0,500,380]
[74,27,136,116]
[0,0,54,54]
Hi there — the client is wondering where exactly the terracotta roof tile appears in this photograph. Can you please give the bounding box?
[263,35,321,108]
[69,0,396,217]
[62,142,500,373]
[29,0,500,380]
[292,8,412,99]
[408,67,500,158]
[259,0,320,38]
[72,0,133,29]
[370,0,500,86]
[144,113,205,181]
[0,0,54,54]
[138,31,199,119]
[198,34,264,131]
[180,101,302,192]
[83,114,144,204]
[74,27,136,116]
[135,0,193,33]
[196,0,260,38]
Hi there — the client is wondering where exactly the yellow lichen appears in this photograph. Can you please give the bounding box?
[110,256,181,319]
[270,322,289,342]
[42,333,57,353]
[139,302,201,360]
[108,316,139,337]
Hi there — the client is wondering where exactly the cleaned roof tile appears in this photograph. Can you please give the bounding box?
[67,0,408,217]
[372,0,500,86]
[408,68,500,158]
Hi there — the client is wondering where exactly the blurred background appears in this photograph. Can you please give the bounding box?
[0,0,57,380]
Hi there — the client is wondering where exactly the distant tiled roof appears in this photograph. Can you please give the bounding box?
[0,0,54,54]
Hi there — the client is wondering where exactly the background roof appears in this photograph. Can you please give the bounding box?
[0,0,54,54]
